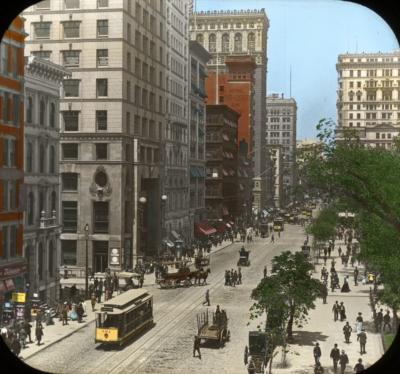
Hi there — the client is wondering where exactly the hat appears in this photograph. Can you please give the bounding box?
[64,302,67,305]
[341,350,345,353]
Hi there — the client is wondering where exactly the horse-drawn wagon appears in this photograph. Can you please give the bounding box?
[247,331,269,373]
[196,308,229,347]
[237,247,250,266]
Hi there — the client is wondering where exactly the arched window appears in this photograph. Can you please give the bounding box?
[49,145,55,174]
[234,33,242,52]
[222,33,230,52]
[51,191,57,212]
[39,99,46,125]
[196,33,204,46]
[248,32,255,52]
[28,192,34,225]
[27,142,33,173]
[27,97,33,123]
[50,102,55,128]
[39,144,45,173]
[38,243,44,281]
[209,34,216,52]
[48,241,54,277]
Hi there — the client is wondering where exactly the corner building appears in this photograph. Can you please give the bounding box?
[23,0,167,273]
[0,16,26,310]
[190,9,269,211]
[336,51,400,148]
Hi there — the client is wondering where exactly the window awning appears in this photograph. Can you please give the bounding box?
[222,169,228,176]
[171,230,181,240]
[226,222,231,228]
[163,239,175,248]
[229,221,235,226]
[195,222,217,236]
[4,279,15,291]
[222,133,229,141]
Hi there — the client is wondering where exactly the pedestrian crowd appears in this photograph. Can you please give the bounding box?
[224,267,242,286]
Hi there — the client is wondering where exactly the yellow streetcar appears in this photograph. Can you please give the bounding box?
[95,288,153,347]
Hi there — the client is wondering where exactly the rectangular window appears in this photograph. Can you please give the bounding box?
[65,0,79,9]
[96,79,108,97]
[34,22,51,39]
[95,143,108,160]
[127,23,131,43]
[63,111,79,131]
[62,173,78,191]
[62,143,78,159]
[62,50,80,67]
[63,79,80,97]
[93,201,109,233]
[135,85,140,104]
[12,94,20,126]
[96,110,107,131]
[97,0,108,7]
[97,20,108,37]
[96,49,108,67]
[127,52,131,72]
[127,81,131,101]
[62,201,78,233]
[32,50,52,60]
[61,240,77,265]
[63,21,80,38]
[2,227,8,259]
[2,181,9,210]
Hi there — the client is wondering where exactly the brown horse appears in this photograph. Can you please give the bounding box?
[195,268,211,286]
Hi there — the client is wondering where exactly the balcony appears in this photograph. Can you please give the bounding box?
[40,210,59,230]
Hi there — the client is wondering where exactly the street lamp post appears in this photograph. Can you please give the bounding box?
[84,223,89,300]
[160,195,168,260]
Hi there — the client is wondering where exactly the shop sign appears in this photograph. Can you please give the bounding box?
[12,292,26,303]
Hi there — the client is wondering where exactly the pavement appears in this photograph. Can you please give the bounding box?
[269,238,385,374]
[18,238,235,361]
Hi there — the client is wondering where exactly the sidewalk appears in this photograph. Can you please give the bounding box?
[271,238,384,374]
[20,238,235,361]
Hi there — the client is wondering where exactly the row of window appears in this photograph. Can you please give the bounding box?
[26,142,56,174]
[64,78,107,98]
[62,143,108,160]
[2,138,17,168]
[0,42,21,79]
[2,180,18,212]
[26,190,57,226]
[33,19,109,40]
[26,96,56,127]
[26,240,56,281]
[196,32,256,53]
[194,22,258,30]
[340,69,398,78]
[62,201,109,234]
[35,0,108,10]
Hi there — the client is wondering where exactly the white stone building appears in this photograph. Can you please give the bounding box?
[23,0,168,272]
[24,56,70,303]
[266,93,297,206]
[336,51,400,148]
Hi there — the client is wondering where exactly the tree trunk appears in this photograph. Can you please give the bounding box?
[392,307,398,333]
[286,307,295,341]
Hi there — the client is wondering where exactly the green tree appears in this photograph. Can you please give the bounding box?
[251,251,325,341]
[306,206,338,242]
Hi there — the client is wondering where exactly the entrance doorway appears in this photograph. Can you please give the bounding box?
[93,241,108,273]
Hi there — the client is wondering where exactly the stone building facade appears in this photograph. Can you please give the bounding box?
[188,40,210,242]
[23,0,168,271]
[190,9,269,210]
[336,51,400,148]
[23,56,70,304]
[266,93,297,206]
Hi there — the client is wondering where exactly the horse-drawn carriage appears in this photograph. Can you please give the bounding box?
[238,247,250,266]
[247,331,269,373]
[197,309,230,347]
[156,259,210,289]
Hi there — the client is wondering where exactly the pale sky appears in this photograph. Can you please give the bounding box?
[195,0,399,139]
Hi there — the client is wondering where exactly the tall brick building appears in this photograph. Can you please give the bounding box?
[0,16,27,309]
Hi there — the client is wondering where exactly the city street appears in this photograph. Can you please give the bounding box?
[24,224,305,374]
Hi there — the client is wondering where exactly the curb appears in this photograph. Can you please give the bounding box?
[22,315,96,361]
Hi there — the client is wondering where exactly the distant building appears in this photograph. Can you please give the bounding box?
[266,145,283,208]
[205,55,256,216]
[188,40,211,242]
[336,51,400,147]
[266,94,297,206]
[190,9,270,209]
[24,56,70,304]
[205,104,239,222]
[0,16,26,310]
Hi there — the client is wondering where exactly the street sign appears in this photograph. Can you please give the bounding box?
[12,292,26,303]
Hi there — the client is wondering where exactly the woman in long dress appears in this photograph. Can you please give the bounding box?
[341,275,351,293]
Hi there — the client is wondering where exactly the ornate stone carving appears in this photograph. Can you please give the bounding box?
[90,166,112,200]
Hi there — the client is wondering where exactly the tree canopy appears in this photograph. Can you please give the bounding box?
[251,251,325,341]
